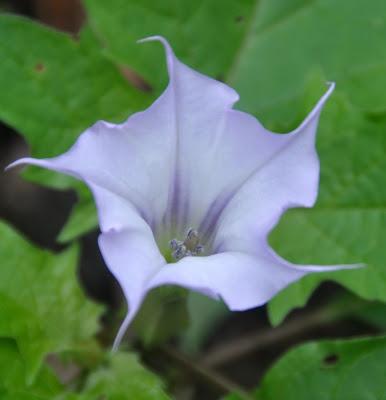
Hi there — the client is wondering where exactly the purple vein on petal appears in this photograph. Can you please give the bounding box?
[140,36,184,235]
[198,189,234,244]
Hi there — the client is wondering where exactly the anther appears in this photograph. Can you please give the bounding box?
[169,228,204,261]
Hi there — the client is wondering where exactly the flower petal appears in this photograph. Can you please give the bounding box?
[147,239,359,312]
[7,99,175,228]
[146,251,296,312]
[99,224,166,350]
[8,155,168,350]
[213,84,335,251]
[140,37,245,233]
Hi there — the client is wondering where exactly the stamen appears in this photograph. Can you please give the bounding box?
[169,228,204,261]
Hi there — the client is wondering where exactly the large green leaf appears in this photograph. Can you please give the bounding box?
[0,15,149,239]
[84,0,386,120]
[229,0,386,120]
[0,14,147,172]
[84,0,255,94]
[256,336,386,400]
[226,336,386,400]
[267,93,386,325]
[0,339,63,400]
[0,222,102,380]
[0,339,171,400]
[77,352,171,400]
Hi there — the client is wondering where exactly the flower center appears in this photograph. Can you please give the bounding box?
[169,228,204,261]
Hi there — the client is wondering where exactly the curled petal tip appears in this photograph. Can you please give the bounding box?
[137,35,166,43]
[5,157,51,172]
[137,35,175,78]
[137,35,173,53]
[4,158,28,172]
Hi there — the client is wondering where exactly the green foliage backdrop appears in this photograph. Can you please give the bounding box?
[0,0,385,397]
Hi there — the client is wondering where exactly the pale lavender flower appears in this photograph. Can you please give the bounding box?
[8,37,360,349]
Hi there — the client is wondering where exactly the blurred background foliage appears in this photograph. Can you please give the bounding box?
[0,0,385,399]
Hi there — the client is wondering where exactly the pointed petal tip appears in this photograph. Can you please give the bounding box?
[137,35,174,56]
[315,80,335,107]
[323,80,335,99]
[111,320,127,352]
[4,157,34,172]
[111,307,142,351]
[295,262,365,272]
[5,157,53,173]
[138,35,239,106]
[4,161,16,172]
[311,81,335,111]
[345,262,366,270]
[332,262,366,271]
[137,35,175,75]
[293,80,336,134]
[137,35,170,47]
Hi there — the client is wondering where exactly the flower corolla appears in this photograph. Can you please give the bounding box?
[8,37,359,349]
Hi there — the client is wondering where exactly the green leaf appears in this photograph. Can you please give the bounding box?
[0,14,147,166]
[355,302,386,331]
[0,222,102,381]
[84,0,386,119]
[224,336,386,400]
[84,0,255,93]
[256,336,386,400]
[78,352,171,400]
[0,15,149,239]
[267,93,386,325]
[0,338,63,399]
[0,340,171,400]
[229,0,386,119]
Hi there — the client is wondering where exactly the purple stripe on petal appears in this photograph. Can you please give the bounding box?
[198,189,235,244]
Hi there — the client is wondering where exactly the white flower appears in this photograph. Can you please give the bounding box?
[9,37,360,349]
